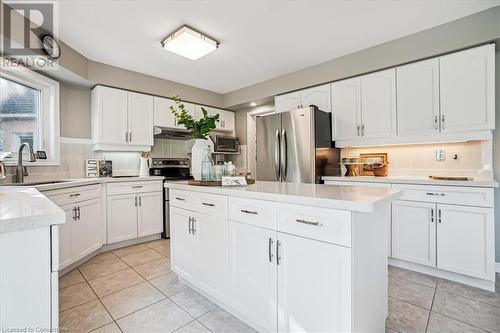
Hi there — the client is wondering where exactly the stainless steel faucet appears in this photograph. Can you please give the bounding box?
[16,143,36,183]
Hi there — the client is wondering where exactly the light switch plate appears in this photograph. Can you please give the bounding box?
[436,150,445,161]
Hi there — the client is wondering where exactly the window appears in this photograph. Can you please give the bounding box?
[0,60,60,165]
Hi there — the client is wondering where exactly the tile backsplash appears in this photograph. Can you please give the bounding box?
[341,140,493,179]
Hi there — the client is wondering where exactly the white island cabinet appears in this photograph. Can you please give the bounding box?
[166,181,401,333]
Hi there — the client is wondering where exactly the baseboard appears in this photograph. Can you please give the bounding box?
[496,262,500,273]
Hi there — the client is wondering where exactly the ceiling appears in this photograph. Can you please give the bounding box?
[58,0,500,94]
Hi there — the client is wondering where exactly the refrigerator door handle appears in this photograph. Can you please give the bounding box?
[281,129,287,181]
[274,129,281,180]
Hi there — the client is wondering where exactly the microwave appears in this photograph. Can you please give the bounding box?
[214,135,239,153]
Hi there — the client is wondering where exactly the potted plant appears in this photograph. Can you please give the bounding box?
[170,95,219,180]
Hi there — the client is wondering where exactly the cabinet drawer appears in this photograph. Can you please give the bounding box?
[229,197,276,230]
[325,180,391,188]
[107,180,162,195]
[277,203,351,247]
[170,189,194,210]
[194,193,227,218]
[392,184,493,207]
[44,184,101,206]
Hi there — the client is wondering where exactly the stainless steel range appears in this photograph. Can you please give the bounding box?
[149,158,192,238]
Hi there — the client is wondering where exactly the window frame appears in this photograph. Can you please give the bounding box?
[0,60,60,166]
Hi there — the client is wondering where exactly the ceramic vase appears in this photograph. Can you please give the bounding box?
[191,139,208,180]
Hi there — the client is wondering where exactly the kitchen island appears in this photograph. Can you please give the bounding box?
[165,181,402,333]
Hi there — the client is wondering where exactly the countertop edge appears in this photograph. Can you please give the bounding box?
[322,176,499,188]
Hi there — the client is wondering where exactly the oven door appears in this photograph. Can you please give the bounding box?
[215,136,239,152]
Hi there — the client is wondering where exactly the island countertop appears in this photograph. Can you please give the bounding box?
[165,180,402,212]
[0,187,65,233]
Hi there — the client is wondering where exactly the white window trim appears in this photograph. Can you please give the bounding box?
[0,59,60,166]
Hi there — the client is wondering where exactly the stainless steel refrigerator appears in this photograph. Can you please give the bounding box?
[256,106,340,184]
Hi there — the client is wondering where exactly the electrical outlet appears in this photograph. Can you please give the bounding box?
[436,150,445,161]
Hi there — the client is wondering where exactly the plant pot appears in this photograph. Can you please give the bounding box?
[191,139,208,180]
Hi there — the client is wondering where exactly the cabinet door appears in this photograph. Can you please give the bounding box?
[440,44,495,133]
[277,232,351,333]
[360,69,397,139]
[196,212,228,302]
[72,199,102,261]
[96,86,128,144]
[170,207,197,282]
[153,97,176,128]
[107,194,138,243]
[59,205,75,269]
[229,222,277,333]
[391,200,436,267]
[128,92,154,146]
[436,204,495,280]
[301,84,331,112]
[397,59,440,136]
[137,191,163,237]
[275,92,301,113]
[220,110,235,132]
[331,77,362,140]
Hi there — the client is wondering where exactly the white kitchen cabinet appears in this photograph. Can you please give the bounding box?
[360,69,397,139]
[107,194,138,243]
[71,198,103,261]
[196,212,228,302]
[397,58,440,136]
[436,204,495,280]
[196,106,235,132]
[276,84,332,113]
[439,44,495,133]
[229,221,277,332]
[128,92,154,146]
[170,207,197,282]
[59,205,75,269]
[92,86,154,151]
[391,200,436,267]
[137,191,163,237]
[331,77,361,140]
[277,232,351,333]
[154,96,196,129]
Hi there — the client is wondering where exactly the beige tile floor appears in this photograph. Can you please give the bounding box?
[60,239,500,333]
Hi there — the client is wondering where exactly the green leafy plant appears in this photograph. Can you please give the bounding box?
[169,95,219,139]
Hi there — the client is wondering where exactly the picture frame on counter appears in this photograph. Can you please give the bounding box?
[359,153,387,176]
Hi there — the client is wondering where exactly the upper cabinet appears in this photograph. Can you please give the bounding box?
[397,58,440,137]
[275,83,331,113]
[196,105,235,132]
[153,96,196,129]
[330,44,495,147]
[92,86,153,151]
[332,69,396,141]
[439,44,495,133]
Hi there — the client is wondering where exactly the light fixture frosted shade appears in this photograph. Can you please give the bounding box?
[161,26,219,60]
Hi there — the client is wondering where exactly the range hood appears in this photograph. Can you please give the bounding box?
[154,127,192,140]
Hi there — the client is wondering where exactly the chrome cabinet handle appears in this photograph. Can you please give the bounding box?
[431,208,434,223]
[241,209,258,215]
[438,209,442,223]
[296,218,322,226]
[361,124,365,137]
[426,192,445,196]
[202,202,214,207]
[268,238,274,263]
[188,217,192,234]
[276,240,281,265]
[69,193,81,198]
[357,125,360,136]
[441,114,445,129]
[274,129,281,181]
[175,197,185,201]
[434,115,439,130]
[125,132,128,142]
[129,132,132,142]
[132,185,143,189]
[135,196,138,207]
[192,218,196,234]
[138,196,142,207]
[72,207,77,221]
[281,129,287,181]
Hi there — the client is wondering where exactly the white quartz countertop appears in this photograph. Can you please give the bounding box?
[322,176,499,188]
[0,187,65,233]
[165,181,402,212]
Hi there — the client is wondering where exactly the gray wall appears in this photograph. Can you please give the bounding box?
[222,6,500,108]
[60,83,92,138]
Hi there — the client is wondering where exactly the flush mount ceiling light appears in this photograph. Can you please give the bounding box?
[161,25,219,60]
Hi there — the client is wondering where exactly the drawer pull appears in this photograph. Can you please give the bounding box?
[132,186,143,189]
[241,209,258,215]
[69,193,81,197]
[175,197,186,201]
[426,192,445,196]
[296,218,322,226]
[202,202,215,207]
[268,238,274,262]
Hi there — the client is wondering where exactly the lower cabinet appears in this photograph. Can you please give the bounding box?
[228,221,277,332]
[170,207,197,281]
[392,200,495,280]
[277,232,351,333]
[107,191,163,243]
